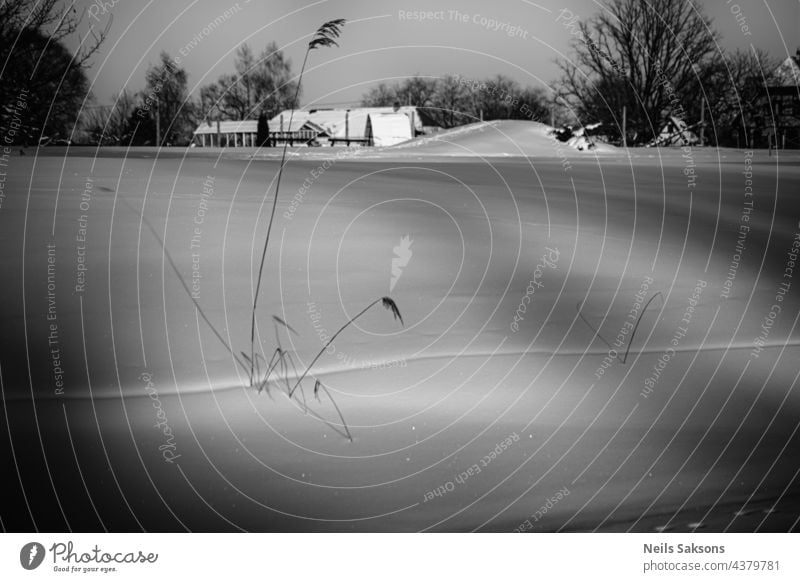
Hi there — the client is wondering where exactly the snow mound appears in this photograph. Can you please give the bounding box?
[387,119,617,157]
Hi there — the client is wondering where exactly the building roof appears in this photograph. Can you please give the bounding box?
[193,120,258,135]
[773,51,800,87]
[268,111,312,133]
[366,113,413,146]
[268,106,425,139]
[192,106,432,140]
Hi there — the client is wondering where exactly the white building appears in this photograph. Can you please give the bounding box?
[192,106,435,147]
[365,113,413,146]
[269,106,430,146]
[192,120,258,147]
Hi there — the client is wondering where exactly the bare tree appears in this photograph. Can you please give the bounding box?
[80,89,138,145]
[234,44,257,116]
[0,0,108,68]
[197,45,257,121]
[433,75,472,127]
[557,0,719,144]
[127,52,194,146]
[254,41,299,114]
[361,82,397,106]
[692,48,778,146]
[395,76,438,107]
[199,82,227,121]
[1,0,109,142]
[79,105,111,144]
[360,78,440,111]
[359,74,550,128]
[475,75,523,120]
[198,41,298,121]
[108,89,137,141]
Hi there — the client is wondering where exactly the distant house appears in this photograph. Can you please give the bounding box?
[737,49,800,149]
[191,106,437,148]
[268,106,434,146]
[264,110,322,145]
[758,49,800,149]
[192,120,258,147]
[365,113,413,146]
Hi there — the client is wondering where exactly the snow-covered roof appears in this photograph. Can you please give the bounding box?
[193,120,258,135]
[268,111,312,133]
[192,106,429,140]
[773,53,800,87]
[366,113,413,146]
[268,107,424,139]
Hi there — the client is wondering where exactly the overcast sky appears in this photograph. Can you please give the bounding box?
[70,0,800,108]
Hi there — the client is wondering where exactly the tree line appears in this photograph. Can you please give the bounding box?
[2,0,791,148]
[1,0,105,145]
[82,42,299,146]
[361,75,554,129]
[363,1,784,147]
[0,0,299,148]
[554,0,782,146]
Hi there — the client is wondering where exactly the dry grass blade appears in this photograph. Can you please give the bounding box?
[577,291,663,364]
[249,17,346,386]
[272,315,299,336]
[314,379,352,442]
[308,19,346,50]
[255,346,349,439]
[381,296,404,326]
[256,347,285,394]
[289,296,403,398]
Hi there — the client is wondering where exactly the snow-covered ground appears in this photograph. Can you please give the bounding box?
[2,128,799,531]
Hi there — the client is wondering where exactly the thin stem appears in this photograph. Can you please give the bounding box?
[576,291,663,364]
[249,48,310,385]
[620,292,662,363]
[317,381,353,442]
[289,298,381,397]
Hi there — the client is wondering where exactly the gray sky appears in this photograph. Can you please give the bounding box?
[70,0,800,107]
